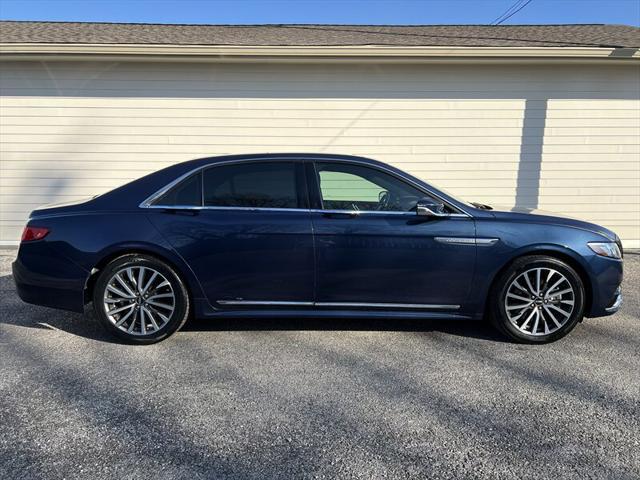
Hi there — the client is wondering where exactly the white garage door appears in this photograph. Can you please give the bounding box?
[1,61,638,246]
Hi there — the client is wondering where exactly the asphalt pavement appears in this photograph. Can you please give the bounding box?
[1,249,638,480]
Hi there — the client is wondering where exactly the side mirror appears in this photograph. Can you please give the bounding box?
[416,198,448,217]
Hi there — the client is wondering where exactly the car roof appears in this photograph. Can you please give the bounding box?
[176,152,383,169]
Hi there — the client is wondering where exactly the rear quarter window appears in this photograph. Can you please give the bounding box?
[152,172,202,206]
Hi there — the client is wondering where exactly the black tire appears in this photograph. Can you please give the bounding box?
[93,254,190,344]
[489,255,586,344]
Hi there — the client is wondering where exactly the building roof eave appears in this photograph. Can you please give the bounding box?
[1,43,639,63]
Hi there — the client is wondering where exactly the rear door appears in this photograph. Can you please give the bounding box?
[308,160,476,309]
[146,160,314,307]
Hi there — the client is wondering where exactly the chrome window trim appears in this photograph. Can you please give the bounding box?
[139,156,474,218]
[139,158,302,209]
[140,168,204,208]
[217,300,460,310]
[142,204,309,213]
[140,204,469,218]
[314,209,469,218]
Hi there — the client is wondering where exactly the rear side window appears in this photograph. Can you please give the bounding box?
[203,162,302,209]
[152,172,202,206]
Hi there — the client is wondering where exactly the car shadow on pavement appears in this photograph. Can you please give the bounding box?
[182,315,507,342]
[0,273,506,344]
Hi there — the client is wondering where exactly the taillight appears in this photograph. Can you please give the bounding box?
[21,226,49,242]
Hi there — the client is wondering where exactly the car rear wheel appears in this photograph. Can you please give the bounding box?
[93,254,189,344]
[489,255,586,343]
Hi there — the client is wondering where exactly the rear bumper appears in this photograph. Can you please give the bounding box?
[12,243,87,313]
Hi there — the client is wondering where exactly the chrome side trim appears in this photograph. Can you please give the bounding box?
[435,237,499,246]
[218,300,460,310]
[476,238,500,245]
[217,300,314,306]
[315,302,460,310]
[605,288,623,313]
[139,156,474,217]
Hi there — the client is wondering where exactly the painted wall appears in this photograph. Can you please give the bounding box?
[1,61,638,246]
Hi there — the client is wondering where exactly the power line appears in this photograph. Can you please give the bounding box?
[491,0,534,25]
[491,0,526,25]
[496,0,534,24]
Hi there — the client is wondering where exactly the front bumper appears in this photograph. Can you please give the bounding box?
[586,253,623,318]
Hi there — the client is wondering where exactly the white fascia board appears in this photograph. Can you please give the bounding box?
[1,43,639,63]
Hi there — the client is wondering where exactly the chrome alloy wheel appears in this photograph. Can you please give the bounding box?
[504,267,575,336]
[102,266,175,336]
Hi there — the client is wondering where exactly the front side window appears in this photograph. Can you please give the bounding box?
[203,162,302,209]
[152,171,202,206]
[316,162,430,212]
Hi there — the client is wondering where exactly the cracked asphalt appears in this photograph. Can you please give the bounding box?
[0,249,638,479]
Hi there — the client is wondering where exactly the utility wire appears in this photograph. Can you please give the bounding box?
[491,0,526,25]
[491,0,534,25]
[496,0,534,24]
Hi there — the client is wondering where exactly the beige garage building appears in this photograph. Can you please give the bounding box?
[1,22,639,247]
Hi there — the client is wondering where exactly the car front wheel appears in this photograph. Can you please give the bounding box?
[93,254,190,344]
[490,255,586,343]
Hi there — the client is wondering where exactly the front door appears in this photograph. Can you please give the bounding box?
[309,161,476,309]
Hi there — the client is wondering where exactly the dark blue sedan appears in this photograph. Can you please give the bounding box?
[13,154,623,344]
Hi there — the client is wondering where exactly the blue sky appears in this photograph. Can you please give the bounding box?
[0,0,638,26]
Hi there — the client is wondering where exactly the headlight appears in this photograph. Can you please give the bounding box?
[588,242,622,259]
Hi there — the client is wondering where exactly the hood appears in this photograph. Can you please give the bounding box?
[488,205,618,242]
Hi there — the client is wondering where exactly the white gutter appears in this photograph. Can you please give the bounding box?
[1,43,638,63]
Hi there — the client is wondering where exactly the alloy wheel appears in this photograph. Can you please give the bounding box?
[102,266,175,336]
[504,267,575,336]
